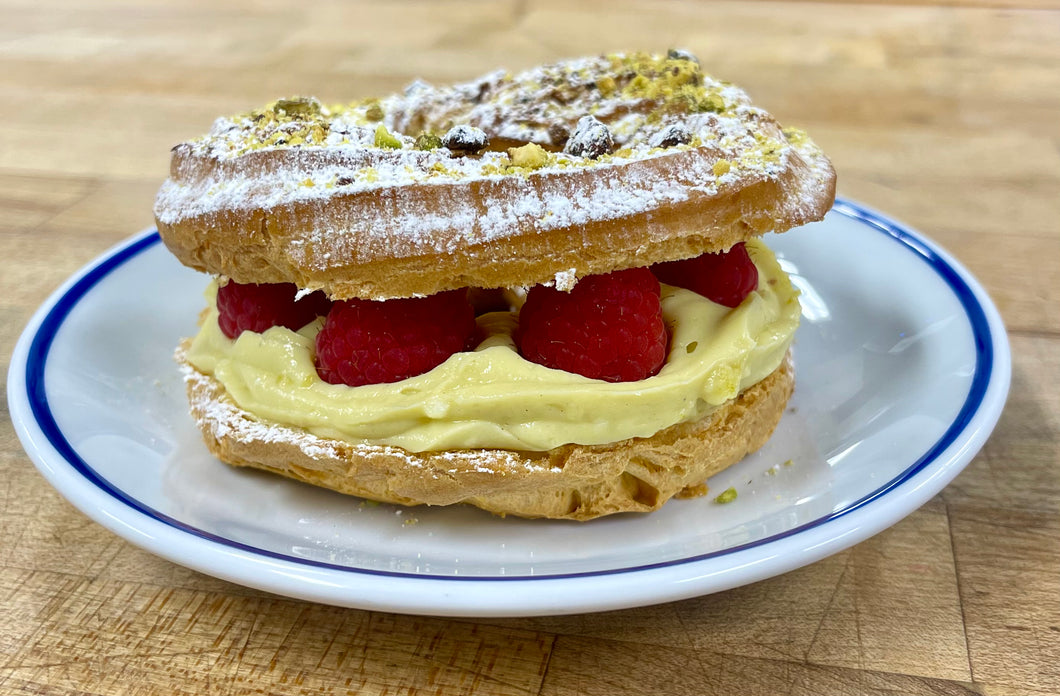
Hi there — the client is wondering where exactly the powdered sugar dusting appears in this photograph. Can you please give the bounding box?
[181,360,341,461]
[156,54,821,223]
[154,53,834,294]
[552,268,578,292]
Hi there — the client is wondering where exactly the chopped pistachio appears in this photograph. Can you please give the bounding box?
[273,97,322,118]
[618,53,703,103]
[782,127,808,146]
[596,75,617,96]
[507,142,551,169]
[364,101,384,121]
[714,487,738,504]
[374,124,402,150]
[415,132,443,151]
[694,92,726,113]
[628,74,651,93]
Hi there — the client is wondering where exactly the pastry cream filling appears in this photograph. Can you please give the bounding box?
[185,240,800,452]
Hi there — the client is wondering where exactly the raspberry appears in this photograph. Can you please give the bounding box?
[650,242,759,308]
[315,290,476,386]
[517,268,668,383]
[217,280,332,339]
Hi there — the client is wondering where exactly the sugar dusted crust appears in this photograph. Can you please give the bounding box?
[154,53,835,300]
[179,348,795,521]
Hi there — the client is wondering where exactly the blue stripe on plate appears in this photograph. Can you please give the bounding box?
[23,199,994,581]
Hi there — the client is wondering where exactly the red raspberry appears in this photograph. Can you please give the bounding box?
[517,268,668,383]
[315,290,477,386]
[217,280,332,339]
[650,242,759,308]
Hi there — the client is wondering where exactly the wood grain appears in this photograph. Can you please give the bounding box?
[1,0,1058,694]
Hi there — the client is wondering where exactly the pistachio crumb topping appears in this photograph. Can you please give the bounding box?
[173,52,821,204]
[612,52,727,114]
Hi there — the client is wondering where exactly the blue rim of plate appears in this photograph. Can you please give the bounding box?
[19,197,995,582]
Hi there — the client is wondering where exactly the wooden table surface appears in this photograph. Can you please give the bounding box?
[2,1,1058,694]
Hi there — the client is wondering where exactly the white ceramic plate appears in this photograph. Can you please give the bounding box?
[7,199,1010,617]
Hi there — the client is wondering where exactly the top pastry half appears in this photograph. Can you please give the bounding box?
[154,52,836,300]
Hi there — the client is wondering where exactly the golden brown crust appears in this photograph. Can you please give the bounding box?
[157,145,833,300]
[154,54,836,300]
[180,351,795,520]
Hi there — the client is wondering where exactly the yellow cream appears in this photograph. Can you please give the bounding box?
[185,240,800,452]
